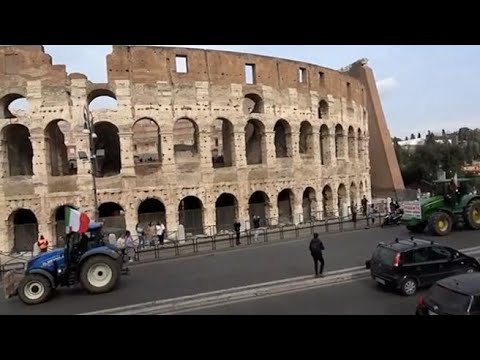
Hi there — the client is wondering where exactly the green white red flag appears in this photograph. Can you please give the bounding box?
[65,207,90,234]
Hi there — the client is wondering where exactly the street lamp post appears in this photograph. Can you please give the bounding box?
[83,106,99,221]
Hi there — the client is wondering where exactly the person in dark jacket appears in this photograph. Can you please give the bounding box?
[233,219,241,246]
[309,233,325,277]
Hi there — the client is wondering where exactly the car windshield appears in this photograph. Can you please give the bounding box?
[427,284,471,314]
[373,246,396,265]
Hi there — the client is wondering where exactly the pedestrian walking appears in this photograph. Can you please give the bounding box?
[309,233,325,278]
[351,201,357,224]
[252,215,261,242]
[124,230,136,263]
[361,196,368,217]
[156,221,165,246]
[233,219,241,245]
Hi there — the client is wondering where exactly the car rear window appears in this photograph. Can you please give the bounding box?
[373,246,396,265]
[427,284,471,314]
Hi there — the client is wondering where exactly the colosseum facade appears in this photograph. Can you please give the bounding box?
[0,45,381,253]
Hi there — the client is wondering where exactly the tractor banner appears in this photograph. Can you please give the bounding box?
[402,201,422,220]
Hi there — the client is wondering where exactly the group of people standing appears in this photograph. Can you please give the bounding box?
[135,221,166,247]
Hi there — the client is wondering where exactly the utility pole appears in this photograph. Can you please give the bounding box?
[83,106,99,221]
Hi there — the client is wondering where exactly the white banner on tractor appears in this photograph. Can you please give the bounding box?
[402,201,422,220]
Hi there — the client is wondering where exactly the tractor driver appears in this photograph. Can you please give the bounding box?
[448,179,458,205]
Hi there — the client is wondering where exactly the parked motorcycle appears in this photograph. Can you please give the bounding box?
[381,209,403,227]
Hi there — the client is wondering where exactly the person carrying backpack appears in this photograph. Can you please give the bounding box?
[309,233,325,278]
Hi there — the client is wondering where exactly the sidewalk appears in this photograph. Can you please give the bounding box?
[132,214,385,264]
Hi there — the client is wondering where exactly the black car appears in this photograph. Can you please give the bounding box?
[416,273,480,315]
[365,237,480,296]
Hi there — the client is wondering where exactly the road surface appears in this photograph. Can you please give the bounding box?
[183,278,427,315]
[1,226,479,314]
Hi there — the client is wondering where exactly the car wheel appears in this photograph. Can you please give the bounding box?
[466,268,475,273]
[400,278,418,296]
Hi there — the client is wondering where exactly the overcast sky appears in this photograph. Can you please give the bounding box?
[43,45,480,139]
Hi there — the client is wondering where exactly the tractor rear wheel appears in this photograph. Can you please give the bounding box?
[18,274,52,305]
[428,211,453,236]
[464,199,480,230]
[80,256,120,294]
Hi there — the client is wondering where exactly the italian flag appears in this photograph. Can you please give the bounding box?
[65,207,90,234]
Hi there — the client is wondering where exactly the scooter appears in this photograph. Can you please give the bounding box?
[381,210,403,227]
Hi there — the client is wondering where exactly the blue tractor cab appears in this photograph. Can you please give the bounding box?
[4,222,129,305]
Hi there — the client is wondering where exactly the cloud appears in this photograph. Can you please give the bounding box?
[376,77,398,96]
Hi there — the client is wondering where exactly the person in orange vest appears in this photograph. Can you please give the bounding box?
[37,235,49,253]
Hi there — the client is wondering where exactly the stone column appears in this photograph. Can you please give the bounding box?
[325,133,335,167]
[119,131,135,177]
[165,204,178,239]
[203,203,216,235]
[161,132,175,172]
[30,134,49,185]
[199,131,213,170]
[264,131,276,166]
[234,131,247,168]
[312,129,322,166]
[74,132,91,176]
[291,129,300,163]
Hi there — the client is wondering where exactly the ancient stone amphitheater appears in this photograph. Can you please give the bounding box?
[0,45,403,253]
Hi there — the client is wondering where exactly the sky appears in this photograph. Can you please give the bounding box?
[40,45,480,139]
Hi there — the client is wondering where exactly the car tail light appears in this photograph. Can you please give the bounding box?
[393,252,401,267]
[418,296,425,306]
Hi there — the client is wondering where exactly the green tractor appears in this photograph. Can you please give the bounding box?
[402,178,480,236]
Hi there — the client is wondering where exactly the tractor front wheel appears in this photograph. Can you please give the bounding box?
[80,256,120,294]
[465,199,480,230]
[428,211,453,236]
[18,274,52,305]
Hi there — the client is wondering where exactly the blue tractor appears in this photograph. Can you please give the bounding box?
[4,222,129,305]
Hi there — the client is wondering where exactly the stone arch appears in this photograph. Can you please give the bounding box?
[243,93,264,115]
[9,209,38,253]
[299,121,314,156]
[302,187,317,222]
[248,191,270,227]
[335,124,345,158]
[1,124,33,177]
[173,118,200,161]
[87,89,117,110]
[215,193,239,233]
[348,126,355,160]
[245,119,266,165]
[322,185,334,219]
[178,196,204,235]
[93,121,121,177]
[318,100,329,119]
[0,93,28,119]
[277,189,294,224]
[45,119,76,176]
[274,119,292,158]
[337,183,348,217]
[98,202,126,230]
[132,118,161,175]
[52,204,78,247]
[320,124,331,166]
[350,182,358,208]
[137,198,166,229]
[211,118,235,168]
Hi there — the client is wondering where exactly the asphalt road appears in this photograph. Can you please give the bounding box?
[1,226,479,315]
[183,278,426,315]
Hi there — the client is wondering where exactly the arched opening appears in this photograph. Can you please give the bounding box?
[337,184,348,217]
[319,125,331,166]
[98,202,126,230]
[248,191,270,227]
[335,124,345,158]
[2,124,33,177]
[350,182,358,209]
[215,193,238,233]
[211,118,234,168]
[245,119,266,165]
[133,118,161,175]
[322,185,334,219]
[173,118,199,162]
[178,196,204,235]
[348,126,355,160]
[277,189,294,224]
[138,198,166,229]
[318,100,329,119]
[93,121,121,177]
[0,94,28,119]
[45,120,76,176]
[357,128,363,163]
[87,89,117,110]
[10,209,38,253]
[299,121,313,157]
[274,119,292,158]
[243,93,264,115]
[302,187,317,222]
[53,205,78,247]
